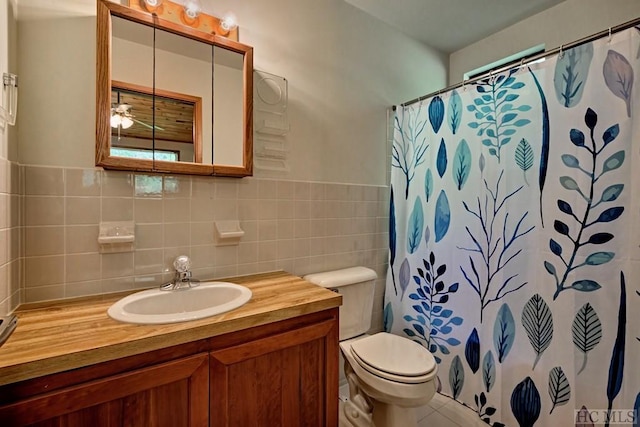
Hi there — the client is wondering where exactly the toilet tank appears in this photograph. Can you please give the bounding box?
[304,267,377,341]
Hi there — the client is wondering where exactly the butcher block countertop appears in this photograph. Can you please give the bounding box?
[0,271,341,387]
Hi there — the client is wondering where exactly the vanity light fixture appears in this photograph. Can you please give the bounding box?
[129,0,239,41]
[142,0,163,13]
[0,73,18,127]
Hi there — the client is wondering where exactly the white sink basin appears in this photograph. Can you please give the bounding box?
[108,282,252,324]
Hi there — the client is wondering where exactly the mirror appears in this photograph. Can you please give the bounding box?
[111,81,203,163]
[96,0,253,177]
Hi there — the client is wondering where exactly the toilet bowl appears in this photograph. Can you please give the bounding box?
[340,333,437,427]
[303,267,438,427]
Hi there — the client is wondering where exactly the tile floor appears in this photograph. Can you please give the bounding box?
[339,385,486,427]
[415,393,486,427]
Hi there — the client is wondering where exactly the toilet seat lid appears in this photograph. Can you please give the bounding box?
[349,332,436,378]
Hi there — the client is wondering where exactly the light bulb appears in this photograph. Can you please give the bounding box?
[220,12,238,32]
[121,116,134,129]
[183,0,202,19]
[110,114,121,128]
[143,0,163,12]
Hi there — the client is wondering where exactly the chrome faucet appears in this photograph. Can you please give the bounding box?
[160,255,200,291]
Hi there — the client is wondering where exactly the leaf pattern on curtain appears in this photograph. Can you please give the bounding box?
[482,351,496,392]
[603,50,634,117]
[453,139,472,190]
[403,252,463,363]
[447,90,463,134]
[554,43,594,108]
[544,108,625,300]
[458,171,534,322]
[392,104,429,199]
[529,66,550,227]
[511,377,541,427]
[522,294,554,370]
[493,303,516,363]
[572,302,602,374]
[467,69,532,162]
[384,27,639,427]
[548,366,571,414]
[429,96,445,134]
[605,273,626,427]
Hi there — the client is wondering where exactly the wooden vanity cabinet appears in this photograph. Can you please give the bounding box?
[0,308,339,427]
[0,353,209,426]
[210,314,339,426]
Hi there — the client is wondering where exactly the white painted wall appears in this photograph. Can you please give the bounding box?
[16,0,447,186]
[449,0,640,85]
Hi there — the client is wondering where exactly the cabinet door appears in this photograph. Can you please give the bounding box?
[0,353,209,427]
[210,319,339,427]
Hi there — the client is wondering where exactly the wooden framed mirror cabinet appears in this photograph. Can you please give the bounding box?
[96,0,253,177]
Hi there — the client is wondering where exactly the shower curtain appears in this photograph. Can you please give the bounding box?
[385,27,640,426]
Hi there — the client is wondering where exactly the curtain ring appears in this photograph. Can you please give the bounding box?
[608,27,612,42]
[558,44,564,59]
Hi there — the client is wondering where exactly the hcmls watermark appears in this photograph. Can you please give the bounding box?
[574,409,638,425]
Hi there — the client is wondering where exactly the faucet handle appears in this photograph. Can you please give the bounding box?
[173,255,192,273]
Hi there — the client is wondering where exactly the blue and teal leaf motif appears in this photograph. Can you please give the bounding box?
[425,169,434,203]
[511,377,541,427]
[522,293,553,370]
[479,152,486,174]
[389,186,397,295]
[465,328,480,374]
[392,105,429,199]
[407,198,424,254]
[605,273,626,427]
[429,95,445,133]
[459,172,534,322]
[474,392,499,424]
[482,351,496,393]
[403,252,463,364]
[449,355,465,400]
[467,69,531,162]
[437,138,447,178]
[633,393,640,427]
[554,43,594,108]
[515,138,534,185]
[528,66,550,227]
[447,89,462,134]
[604,50,634,117]
[434,190,450,243]
[548,366,571,414]
[493,303,516,363]
[452,139,471,190]
[383,302,393,332]
[572,302,602,375]
[545,108,625,300]
[399,258,410,300]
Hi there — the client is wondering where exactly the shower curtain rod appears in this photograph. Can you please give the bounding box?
[399,16,640,107]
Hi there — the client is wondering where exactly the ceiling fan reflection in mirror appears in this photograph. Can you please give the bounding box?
[110,90,163,140]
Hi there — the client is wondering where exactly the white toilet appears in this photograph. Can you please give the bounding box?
[304,267,438,427]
